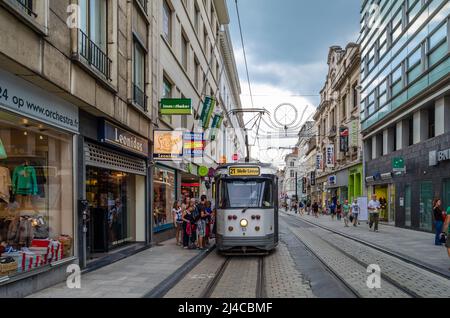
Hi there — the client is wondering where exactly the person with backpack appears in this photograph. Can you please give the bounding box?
[172,201,183,246]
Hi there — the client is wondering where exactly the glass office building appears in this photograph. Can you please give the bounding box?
[360,0,450,231]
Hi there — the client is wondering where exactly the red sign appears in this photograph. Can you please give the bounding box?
[232,154,239,161]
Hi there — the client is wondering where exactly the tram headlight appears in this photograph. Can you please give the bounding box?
[240,219,248,228]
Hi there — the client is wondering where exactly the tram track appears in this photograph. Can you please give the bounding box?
[282,213,450,298]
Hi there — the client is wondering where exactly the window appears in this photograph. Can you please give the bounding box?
[79,0,110,79]
[204,29,208,53]
[391,65,403,97]
[391,8,403,43]
[367,91,375,115]
[194,3,200,33]
[163,1,172,43]
[219,179,273,209]
[352,83,359,109]
[378,31,388,58]
[133,40,146,110]
[181,94,188,129]
[428,22,448,66]
[153,166,176,232]
[162,76,173,124]
[181,33,188,71]
[408,117,414,146]
[368,46,376,71]
[428,107,435,139]
[420,181,433,231]
[341,95,347,119]
[407,0,420,23]
[16,0,35,17]
[290,161,295,167]
[0,111,74,277]
[407,47,422,84]
[429,23,447,49]
[378,80,387,108]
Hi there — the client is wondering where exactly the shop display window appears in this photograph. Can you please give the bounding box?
[0,111,74,278]
[153,166,176,232]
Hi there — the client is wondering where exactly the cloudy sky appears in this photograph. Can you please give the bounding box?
[226,0,361,167]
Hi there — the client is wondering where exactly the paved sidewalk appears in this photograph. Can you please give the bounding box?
[28,239,209,298]
[283,211,450,274]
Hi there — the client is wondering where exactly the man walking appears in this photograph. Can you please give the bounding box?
[312,201,319,218]
[350,199,360,227]
[343,200,351,227]
[368,194,381,232]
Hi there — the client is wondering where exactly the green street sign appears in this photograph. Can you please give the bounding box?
[392,157,405,171]
[160,98,192,115]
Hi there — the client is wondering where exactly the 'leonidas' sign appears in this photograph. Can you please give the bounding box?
[101,121,148,157]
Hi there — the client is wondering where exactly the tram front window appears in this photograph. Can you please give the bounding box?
[219,179,273,209]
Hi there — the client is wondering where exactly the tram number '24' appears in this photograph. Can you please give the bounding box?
[0,87,9,101]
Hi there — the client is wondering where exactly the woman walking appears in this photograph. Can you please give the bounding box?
[182,206,194,249]
[433,199,445,246]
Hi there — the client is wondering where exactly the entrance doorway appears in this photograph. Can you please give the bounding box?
[374,184,394,223]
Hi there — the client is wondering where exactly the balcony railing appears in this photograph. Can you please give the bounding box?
[136,0,148,13]
[78,29,112,80]
[133,84,147,111]
[15,0,37,17]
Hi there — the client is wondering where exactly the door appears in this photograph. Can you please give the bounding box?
[389,185,396,224]
[405,184,412,227]
[420,181,433,232]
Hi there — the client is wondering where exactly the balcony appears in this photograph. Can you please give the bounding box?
[133,84,148,111]
[78,29,112,80]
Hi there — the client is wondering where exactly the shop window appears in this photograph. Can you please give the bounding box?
[0,111,74,278]
[419,181,433,231]
[161,76,173,124]
[163,0,172,44]
[133,39,147,110]
[153,166,176,232]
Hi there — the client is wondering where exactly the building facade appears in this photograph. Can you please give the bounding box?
[152,0,245,241]
[296,122,317,204]
[314,43,362,207]
[282,148,300,201]
[0,0,156,296]
[360,0,450,231]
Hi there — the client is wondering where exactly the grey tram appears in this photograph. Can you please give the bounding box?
[214,163,279,254]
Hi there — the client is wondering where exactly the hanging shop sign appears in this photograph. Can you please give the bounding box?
[350,120,359,148]
[392,157,406,172]
[232,154,239,161]
[316,153,323,170]
[0,69,79,133]
[100,120,148,157]
[160,98,192,115]
[199,97,216,129]
[210,114,224,141]
[328,175,337,186]
[429,149,450,166]
[153,130,183,161]
[339,127,349,153]
[183,132,205,158]
[326,145,335,168]
[310,171,316,186]
[198,166,209,177]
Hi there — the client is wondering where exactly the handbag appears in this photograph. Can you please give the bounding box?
[439,233,447,244]
[349,215,354,223]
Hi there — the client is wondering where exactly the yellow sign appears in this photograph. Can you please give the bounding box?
[153,130,183,160]
[229,167,261,177]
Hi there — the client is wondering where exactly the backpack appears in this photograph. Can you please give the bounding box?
[192,206,200,222]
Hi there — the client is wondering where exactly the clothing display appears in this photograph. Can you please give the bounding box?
[0,166,11,203]
[7,216,34,247]
[12,165,38,196]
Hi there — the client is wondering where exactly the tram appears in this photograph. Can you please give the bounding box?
[214,163,279,254]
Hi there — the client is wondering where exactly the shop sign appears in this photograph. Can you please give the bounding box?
[229,166,261,177]
[316,153,323,170]
[0,69,79,133]
[153,130,183,161]
[183,132,205,158]
[328,175,337,185]
[210,114,224,141]
[392,157,406,172]
[199,97,216,129]
[339,127,349,153]
[232,154,239,161]
[198,166,209,177]
[429,149,450,166]
[101,121,148,156]
[350,120,359,148]
[326,145,335,168]
[310,171,316,186]
[160,98,192,115]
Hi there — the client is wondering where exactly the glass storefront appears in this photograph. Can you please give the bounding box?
[86,167,140,254]
[0,110,74,277]
[153,165,176,232]
[419,181,433,232]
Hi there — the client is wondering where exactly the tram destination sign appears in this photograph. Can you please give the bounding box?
[229,167,261,177]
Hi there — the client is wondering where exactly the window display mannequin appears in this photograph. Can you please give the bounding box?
[12,161,38,210]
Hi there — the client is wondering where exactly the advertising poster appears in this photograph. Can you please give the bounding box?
[183,132,205,158]
[326,144,335,168]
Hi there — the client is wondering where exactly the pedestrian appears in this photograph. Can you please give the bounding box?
[342,200,350,227]
[433,199,445,246]
[307,200,311,215]
[172,201,183,246]
[312,201,319,218]
[336,201,342,221]
[442,208,450,269]
[330,200,336,220]
[204,201,213,247]
[299,201,305,216]
[350,199,360,227]
[368,194,381,232]
[182,206,194,249]
[197,205,207,250]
